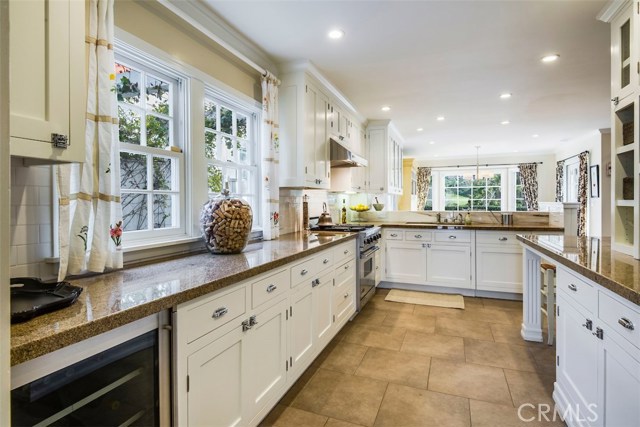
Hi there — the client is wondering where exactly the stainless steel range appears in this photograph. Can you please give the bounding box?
[309,224,382,311]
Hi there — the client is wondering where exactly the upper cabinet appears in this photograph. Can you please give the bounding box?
[279,72,330,189]
[9,0,85,163]
[610,3,636,103]
[366,120,404,195]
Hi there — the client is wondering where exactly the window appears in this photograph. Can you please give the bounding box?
[423,176,433,210]
[204,94,260,227]
[115,55,185,240]
[443,173,502,211]
[514,172,527,211]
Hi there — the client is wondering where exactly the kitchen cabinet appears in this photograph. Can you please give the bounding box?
[555,264,640,427]
[426,242,472,289]
[9,0,85,163]
[175,240,357,427]
[385,240,428,284]
[610,3,635,104]
[475,231,523,293]
[279,72,330,189]
[366,120,404,195]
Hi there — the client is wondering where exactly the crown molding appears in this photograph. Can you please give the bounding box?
[596,0,629,23]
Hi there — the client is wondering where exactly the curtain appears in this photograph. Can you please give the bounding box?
[577,151,589,237]
[416,167,431,210]
[261,71,281,240]
[57,0,122,280]
[555,160,565,202]
[518,163,539,211]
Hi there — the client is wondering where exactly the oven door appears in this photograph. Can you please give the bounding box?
[358,246,379,310]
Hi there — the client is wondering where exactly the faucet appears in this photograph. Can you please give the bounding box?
[436,212,441,223]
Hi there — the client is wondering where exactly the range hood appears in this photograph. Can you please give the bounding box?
[329,138,368,168]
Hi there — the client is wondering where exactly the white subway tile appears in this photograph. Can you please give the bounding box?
[11,186,39,206]
[10,246,17,266]
[11,225,40,246]
[10,264,40,278]
[36,243,52,260]
[15,164,53,187]
[39,185,53,206]
[39,224,52,244]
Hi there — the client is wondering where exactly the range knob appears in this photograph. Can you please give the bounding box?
[376,233,382,240]
[365,237,372,244]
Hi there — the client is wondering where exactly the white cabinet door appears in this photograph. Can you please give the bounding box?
[245,298,288,423]
[597,330,640,427]
[385,241,427,285]
[9,0,85,163]
[289,283,314,377]
[313,270,334,348]
[187,327,246,427]
[556,295,599,423]
[303,82,329,188]
[368,128,386,193]
[476,246,523,293]
[315,91,329,188]
[426,244,472,289]
[610,5,635,103]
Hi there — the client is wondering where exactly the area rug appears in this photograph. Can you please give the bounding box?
[384,289,465,309]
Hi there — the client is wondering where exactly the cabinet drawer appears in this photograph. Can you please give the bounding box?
[599,291,640,349]
[335,259,356,285]
[434,230,471,243]
[476,231,519,246]
[251,268,288,309]
[333,241,356,261]
[316,250,335,273]
[183,286,247,344]
[405,231,432,242]
[557,268,597,313]
[291,256,318,288]
[384,230,403,240]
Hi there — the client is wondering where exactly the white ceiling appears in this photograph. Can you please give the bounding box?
[201,0,611,160]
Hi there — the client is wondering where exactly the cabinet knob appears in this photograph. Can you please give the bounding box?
[249,315,258,326]
[582,319,593,330]
[312,278,321,287]
[242,319,252,331]
[300,269,308,276]
[593,327,604,340]
[414,234,422,238]
[611,96,619,106]
[568,284,577,292]
[266,284,277,293]
[212,307,228,318]
[449,235,457,240]
[618,317,635,330]
[498,237,508,241]
[344,264,349,270]
[344,293,349,299]
[344,250,349,255]
[323,258,330,264]
[390,233,398,237]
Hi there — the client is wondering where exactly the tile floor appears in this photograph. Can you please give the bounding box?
[261,290,564,427]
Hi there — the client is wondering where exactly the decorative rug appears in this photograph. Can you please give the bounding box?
[385,289,465,309]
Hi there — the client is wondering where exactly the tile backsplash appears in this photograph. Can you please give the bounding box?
[10,158,56,280]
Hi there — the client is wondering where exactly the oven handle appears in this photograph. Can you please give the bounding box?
[360,246,380,259]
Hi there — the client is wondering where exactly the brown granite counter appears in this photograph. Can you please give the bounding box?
[11,232,357,366]
[517,235,640,305]
[374,222,564,232]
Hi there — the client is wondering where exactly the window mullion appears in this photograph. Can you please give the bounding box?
[147,153,154,231]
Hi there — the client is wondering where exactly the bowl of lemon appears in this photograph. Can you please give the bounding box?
[349,204,370,212]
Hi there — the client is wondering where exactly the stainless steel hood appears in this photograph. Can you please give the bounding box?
[329,138,368,168]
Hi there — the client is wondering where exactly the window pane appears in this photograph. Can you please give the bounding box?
[208,165,223,193]
[146,115,170,148]
[487,200,501,211]
[115,64,141,105]
[205,131,217,159]
[146,76,170,115]
[239,169,251,194]
[237,114,247,139]
[473,178,486,187]
[120,152,147,189]
[122,193,148,231]
[487,187,501,199]
[487,174,501,186]
[473,187,487,199]
[444,176,458,187]
[516,187,523,198]
[445,188,457,198]
[118,106,141,145]
[472,200,487,211]
[220,107,233,134]
[204,100,217,130]
[153,157,172,190]
[459,177,472,187]
[237,139,249,165]
[444,202,458,210]
[222,136,234,160]
[226,168,238,194]
[153,194,172,229]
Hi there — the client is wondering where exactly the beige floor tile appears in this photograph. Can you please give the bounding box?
[469,400,553,427]
[320,342,369,374]
[412,304,465,319]
[465,338,538,372]
[504,369,556,407]
[374,383,471,427]
[325,418,366,427]
[291,369,388,427]
[464,296,485,308]
[428,358,512,405]
[375,289,391,296]
[459,306,520,325]
[355,347,430,389]
[401,330,465,360]
[528,346,557,376]
[343,324,407,351]
[381,311,436,333]
[369,295,416,314]
[260,405,328,427]
[481,298,523,311]
[435,317,494,341]
[490,322,537,347]
[353,306,388,326]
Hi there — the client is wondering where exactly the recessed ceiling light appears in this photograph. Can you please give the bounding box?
[541,54,560,63]
[417,128,423,132]
[513,150,519,153]
[500,93,512,99]
[532,134,539,138]
[436,116,445,121]
[381,105,391,112]
[434,154,439,157]
[501,120,510,125]
[328,29,344,39]
[429,141,435,145]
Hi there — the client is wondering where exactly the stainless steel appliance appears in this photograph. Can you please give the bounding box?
[309,224,382,311]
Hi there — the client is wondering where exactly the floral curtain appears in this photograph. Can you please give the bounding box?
[518,163,539,211]
[555,160,565,202]
[416,167,431,210]
[261,71,281,240]
[577,151,589,237]
[57,0,122,280]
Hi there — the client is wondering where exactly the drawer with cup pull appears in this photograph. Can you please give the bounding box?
[384,230,403,240]
[599,290,640,349]
[181,286,247,344]
[476,231,519,246]
[335,259,356,285]
[434,230,471,243]
[557,267,597,313]
[333,241,356,261]
[251,268,289,309]
[404,230,432,242]
[290,256,319,288]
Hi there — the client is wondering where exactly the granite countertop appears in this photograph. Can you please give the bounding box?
[375,222,564,232]
[11,232,357,366]
[517,235,640,305]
